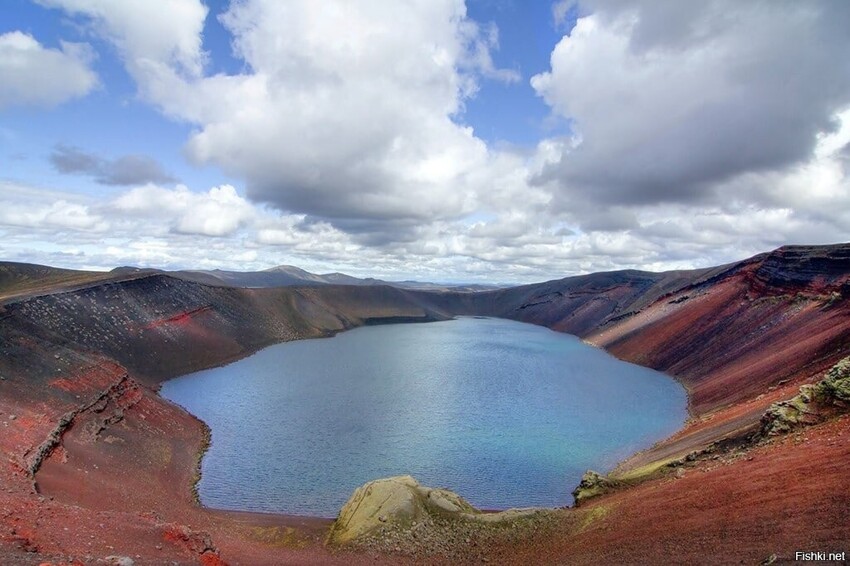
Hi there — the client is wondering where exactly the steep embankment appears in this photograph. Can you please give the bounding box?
[419,246,850,468]
[0,275,451,564]
[1,274,450,385]
[1,244,849,564]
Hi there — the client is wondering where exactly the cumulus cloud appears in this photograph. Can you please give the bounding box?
[50,144,176,186]
[0,31,98,108]
[0,180,374,275]
[35,0,207,77]
[112,184,256,236]
[190,1,516,230]
[0,182,106,232]
[40,0,522,238]
[531,1,850,211]
[16,0,850,282]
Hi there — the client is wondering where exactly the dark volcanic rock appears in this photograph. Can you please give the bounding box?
[752,244,850,294]
[1,274,451,384]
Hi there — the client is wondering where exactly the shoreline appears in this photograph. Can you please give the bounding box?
[190,419,212,506]
[170,315,694,524]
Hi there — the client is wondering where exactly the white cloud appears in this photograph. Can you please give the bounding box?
[0,31,98,108]
[531,2,850,210]
[175,185,256,237]
[2,200,106,231]
[36,0,207,77]
[112,184,256,237]
[8,1,850,283]
[0,181,107,232]
[42,0,523,237]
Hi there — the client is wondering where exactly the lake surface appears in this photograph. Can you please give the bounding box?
[160,317,687,517]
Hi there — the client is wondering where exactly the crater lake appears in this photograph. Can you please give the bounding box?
[160,317,687,517]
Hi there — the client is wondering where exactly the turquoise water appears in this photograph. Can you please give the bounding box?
[160,317,687,517]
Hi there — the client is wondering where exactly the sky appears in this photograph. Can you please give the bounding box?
[2,0,850,284]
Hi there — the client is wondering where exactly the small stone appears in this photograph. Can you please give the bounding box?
[8,415,15,421]
[378,515,387,522]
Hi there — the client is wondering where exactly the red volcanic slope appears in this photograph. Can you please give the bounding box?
[0,243,849,564]
[484,414,850,565]
[592,256,850,414]
[453,245,850,414]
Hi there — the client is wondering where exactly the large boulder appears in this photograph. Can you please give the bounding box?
[759,386,822,436]
[326,475,544,545]
[328,475,429,544]
[818,356,850,403]
[759,355,850,438]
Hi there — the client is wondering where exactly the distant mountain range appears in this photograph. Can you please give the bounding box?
[110,264,501,292]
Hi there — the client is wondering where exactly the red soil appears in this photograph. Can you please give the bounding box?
[3,371,407,565]
[485,414,850,565]
[590,265,850,415]
[143,306,213,329]
[2,247,849,564]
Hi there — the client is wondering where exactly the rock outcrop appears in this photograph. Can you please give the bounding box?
[326,475,545,545]
[571,470,625,507]
[759,356,850,437]
[818,355,850,403]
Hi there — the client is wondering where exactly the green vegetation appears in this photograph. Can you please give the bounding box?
[612,457,680,483]
[575,505,611,533]
[817,356,850,402]
[760,355,850,437]
[571,470,626,507]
